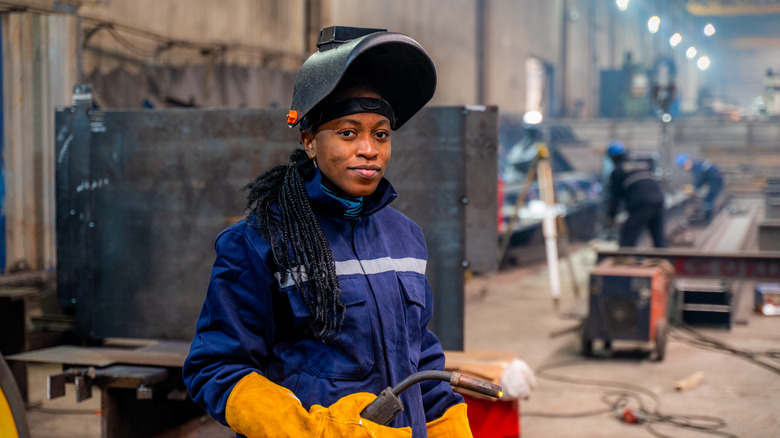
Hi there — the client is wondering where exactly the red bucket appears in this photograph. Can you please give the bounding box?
[463,393,520,438]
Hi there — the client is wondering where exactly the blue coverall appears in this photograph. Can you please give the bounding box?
[183,168,463,437]
[691,160,723,221]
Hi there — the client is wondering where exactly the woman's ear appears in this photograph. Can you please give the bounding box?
[301,132,316,159]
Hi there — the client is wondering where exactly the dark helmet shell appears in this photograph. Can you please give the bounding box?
[288,28,437,130]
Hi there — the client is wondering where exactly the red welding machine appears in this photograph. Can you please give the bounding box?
[582,257,675,360]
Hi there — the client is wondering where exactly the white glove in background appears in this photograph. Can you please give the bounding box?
[499,359,537,400]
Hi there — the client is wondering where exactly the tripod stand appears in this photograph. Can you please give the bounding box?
[497,143,580,310]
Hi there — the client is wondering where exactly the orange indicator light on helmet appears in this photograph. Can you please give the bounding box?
[287,110,298,125]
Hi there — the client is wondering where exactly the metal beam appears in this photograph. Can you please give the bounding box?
[596,248,780,282]
[686,0,780,16]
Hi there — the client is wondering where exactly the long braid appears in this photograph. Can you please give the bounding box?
[244,149,345,340]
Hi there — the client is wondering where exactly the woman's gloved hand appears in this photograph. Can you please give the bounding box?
[226,372,412,438]
[426,402,473,438]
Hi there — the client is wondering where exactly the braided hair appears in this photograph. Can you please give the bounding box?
[244,148,345,340]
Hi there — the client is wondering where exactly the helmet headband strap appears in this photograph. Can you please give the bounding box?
[302,98,397,131]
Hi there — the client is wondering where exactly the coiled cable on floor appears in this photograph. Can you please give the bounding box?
[523,359,738,438]
[671,325,780,375]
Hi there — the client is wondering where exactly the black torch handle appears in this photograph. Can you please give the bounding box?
[360,370,503,425]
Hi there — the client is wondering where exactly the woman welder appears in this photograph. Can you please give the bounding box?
[183,27,473,437]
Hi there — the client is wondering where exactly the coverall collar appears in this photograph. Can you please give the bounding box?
[305,167,397,218]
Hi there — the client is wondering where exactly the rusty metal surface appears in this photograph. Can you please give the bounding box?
[385,106,498,349]
[463,106,499,275]
[54,99,497,349]
[56,98,296,341]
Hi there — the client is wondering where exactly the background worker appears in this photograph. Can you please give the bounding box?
[605,142,668,248]
[182,27,471,437]
[676,153,724,222]
[599,140,621,239]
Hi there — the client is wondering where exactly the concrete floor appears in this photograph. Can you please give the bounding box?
[19,209,780,437]
[463,241,780,438]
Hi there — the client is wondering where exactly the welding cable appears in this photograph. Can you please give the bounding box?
[599,390,735,438]
[647,413,735,438]
[671,326,780,375]
[391,370,503,399]
[524,359,738,438]
[600,390,646,414]
[525,358,663,416]
[765,350,780,364]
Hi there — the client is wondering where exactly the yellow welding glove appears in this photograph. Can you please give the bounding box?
[225,372,412,438]
[426,402,473,438]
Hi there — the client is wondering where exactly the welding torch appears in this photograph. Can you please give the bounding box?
[360,370,504,426]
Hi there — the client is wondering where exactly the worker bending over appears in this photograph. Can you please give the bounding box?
[676,153,724,222]
[183,26,471,437]
[605,142,667,248]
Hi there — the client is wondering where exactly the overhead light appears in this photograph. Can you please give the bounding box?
[697,56,711,70]
[648,16,661,34]
[670,33,682,47]
[616,0,629,12]
[704,23,716,36]
[523,110,543,125]
[686,46,698,59]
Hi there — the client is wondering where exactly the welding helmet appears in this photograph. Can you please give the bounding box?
[607,141,626,157]
[675,153,689,167]
[287,26,437,131]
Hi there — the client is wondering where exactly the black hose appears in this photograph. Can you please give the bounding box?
[391,370,452,395]
[393,370,503,398]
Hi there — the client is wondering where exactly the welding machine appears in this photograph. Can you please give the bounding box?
[582,257,675,360]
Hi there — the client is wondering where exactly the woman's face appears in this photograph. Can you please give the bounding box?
[301,92,391,198]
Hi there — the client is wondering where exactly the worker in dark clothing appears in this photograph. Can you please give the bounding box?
[676,153,723,221]
[605,143,667,247]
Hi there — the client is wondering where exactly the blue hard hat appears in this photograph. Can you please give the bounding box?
[607,141,625,157]
[675,153,689,167]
